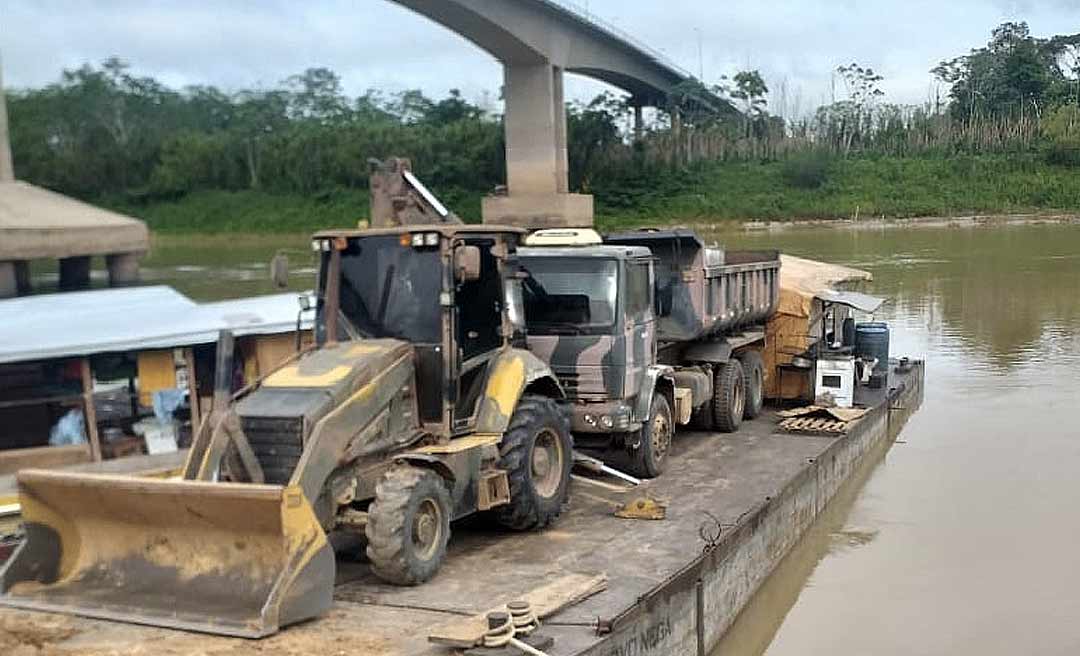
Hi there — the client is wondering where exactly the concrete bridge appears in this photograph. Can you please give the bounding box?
[390,0,724,227]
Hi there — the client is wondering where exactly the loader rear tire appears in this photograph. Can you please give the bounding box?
[736,350,765,420]
[713,359,745,433]
[495,395,572,531]
[366,466,451,586]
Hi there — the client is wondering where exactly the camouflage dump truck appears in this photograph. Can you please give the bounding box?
[0,225,572,638]
[519,228,779,477]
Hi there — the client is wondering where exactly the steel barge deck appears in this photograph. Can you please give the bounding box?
[0,361,924,656]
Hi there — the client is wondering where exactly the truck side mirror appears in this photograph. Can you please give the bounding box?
[270,253,289,289]
[454,245,481,283]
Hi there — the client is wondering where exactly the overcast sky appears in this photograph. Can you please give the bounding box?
[3,0,1079,117]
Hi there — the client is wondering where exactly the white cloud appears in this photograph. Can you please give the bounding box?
[3,0,1079,114]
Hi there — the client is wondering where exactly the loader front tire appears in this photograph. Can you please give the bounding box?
[495,395,572,531]
[366,465,451,586]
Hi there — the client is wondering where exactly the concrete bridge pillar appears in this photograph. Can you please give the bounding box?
[483,63,593,228]
[0,64,14,184]
[59,256,92,291]
[107,252,140,287]
[0,261,30,297]
[0,262,15,298]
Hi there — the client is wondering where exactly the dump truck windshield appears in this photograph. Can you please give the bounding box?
[331,235,442,343]
[522,257,618,334]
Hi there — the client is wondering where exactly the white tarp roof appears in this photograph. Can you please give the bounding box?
[0,286,313,365]
[816,289,886,314]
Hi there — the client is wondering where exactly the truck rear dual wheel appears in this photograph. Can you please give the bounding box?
[737,350,765,420]
[366,465,452,585]
[713,359,745,433]
[626,392,673,478]
[495,395,573,531]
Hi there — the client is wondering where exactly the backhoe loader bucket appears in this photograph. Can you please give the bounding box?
[0,470,334,638]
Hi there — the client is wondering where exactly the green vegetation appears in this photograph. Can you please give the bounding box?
[596,153,1080,226]
[6,22,1080,232]
[106,153,1080,234]
[103,188,487,233]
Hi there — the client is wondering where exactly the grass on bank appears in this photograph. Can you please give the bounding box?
[105,187,486,233]
[595,153,1080,228]
[105,153,1080,233]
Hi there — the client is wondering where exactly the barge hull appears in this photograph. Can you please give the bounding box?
[572,361,923,656]
[0,362,924,656]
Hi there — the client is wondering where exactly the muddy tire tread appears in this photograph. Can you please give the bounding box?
[626,393,673,478]
[736,350,765,420]
[713,359,745,433]
[495,395,572,531]
[365,466,450,586]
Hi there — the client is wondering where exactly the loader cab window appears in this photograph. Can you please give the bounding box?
[521,257,619,335]
[454,238,504,427]
[330,235,442,344]
[456,238,502,362]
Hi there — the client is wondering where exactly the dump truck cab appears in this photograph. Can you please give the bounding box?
[519,243,657,431]
[1,224,573,638]
[520,234,673,477]
[520,228,780,478]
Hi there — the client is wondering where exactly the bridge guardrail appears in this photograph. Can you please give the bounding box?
[541,0,693,80]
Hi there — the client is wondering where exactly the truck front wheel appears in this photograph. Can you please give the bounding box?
[713,359,745,432]
[366,465,452,585]
[495,395,572,531]
[626,392,673,478]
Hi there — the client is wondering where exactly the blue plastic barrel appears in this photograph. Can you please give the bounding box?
[854,322,890,387]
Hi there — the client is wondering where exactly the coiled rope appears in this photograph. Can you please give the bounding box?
[483,601,549,655]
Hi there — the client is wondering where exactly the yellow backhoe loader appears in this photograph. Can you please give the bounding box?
[0,223,571,638]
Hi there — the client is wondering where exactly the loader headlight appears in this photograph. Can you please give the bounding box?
[409,232,440,248]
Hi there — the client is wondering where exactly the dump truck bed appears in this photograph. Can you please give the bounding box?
[605,230,780,343]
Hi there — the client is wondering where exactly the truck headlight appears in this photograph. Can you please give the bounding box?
[600,415,614,429]
[424,232,439,246]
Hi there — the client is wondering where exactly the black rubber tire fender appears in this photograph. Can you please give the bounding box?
[365,465,452,586]
[626,392,674,479]
[736,350,765,420]
[713,359,745,433]
[494,394,573,531]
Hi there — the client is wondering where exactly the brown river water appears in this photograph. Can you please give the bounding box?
[108,225,1080,654]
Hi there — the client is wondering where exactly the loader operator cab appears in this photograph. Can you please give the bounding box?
[311,226,526,434]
